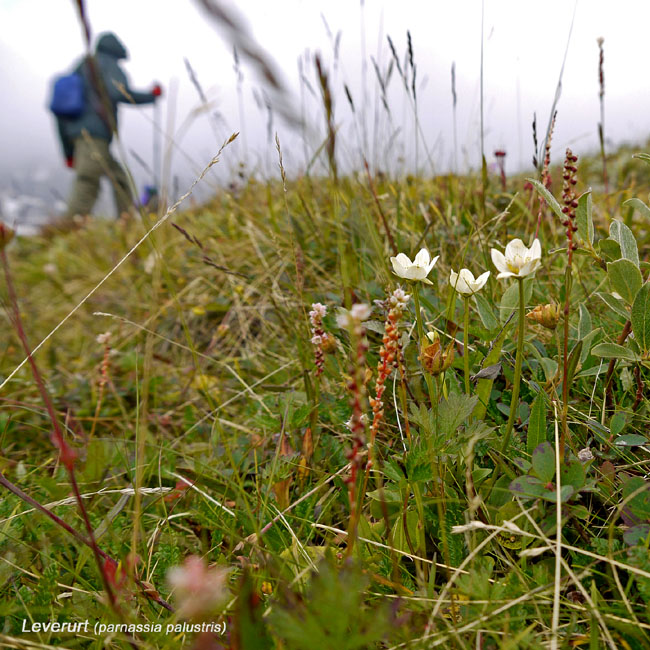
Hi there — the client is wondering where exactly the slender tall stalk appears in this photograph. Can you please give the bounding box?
[500,278,526,454]
[560,149,579,459]
[463,297,471,395]
[413,284,437,408]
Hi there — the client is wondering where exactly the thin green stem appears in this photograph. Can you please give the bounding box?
[501,278,526,454]
[413,283,438,408]
[463,297,471,395]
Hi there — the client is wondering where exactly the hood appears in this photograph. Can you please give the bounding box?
[96,32,128,60]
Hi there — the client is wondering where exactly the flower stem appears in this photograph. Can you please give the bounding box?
[501,278,526,454]
[413,284,437,408]
[463,297,471,395]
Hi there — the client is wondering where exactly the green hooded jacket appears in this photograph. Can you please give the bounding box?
[57,32,156,158]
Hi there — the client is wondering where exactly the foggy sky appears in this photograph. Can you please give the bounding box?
[2,0,650,214]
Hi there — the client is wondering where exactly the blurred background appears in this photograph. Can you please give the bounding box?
[1,0,649,230]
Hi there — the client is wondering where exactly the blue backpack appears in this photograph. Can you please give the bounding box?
[49,72,85,118]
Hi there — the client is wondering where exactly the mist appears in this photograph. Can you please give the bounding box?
[2,0,650,228]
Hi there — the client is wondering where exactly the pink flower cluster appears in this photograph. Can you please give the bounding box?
[309,302,328,376]
[369,288,410,444]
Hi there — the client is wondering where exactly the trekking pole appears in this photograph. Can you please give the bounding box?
[153,96,161,192]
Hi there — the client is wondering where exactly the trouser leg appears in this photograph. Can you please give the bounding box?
[107,154,133,217]
[66,137,102,218]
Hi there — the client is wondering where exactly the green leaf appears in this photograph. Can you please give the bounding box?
[527,393,547,456]
[390,510,420,555]
[607,259,642,304]
[509,474,546,499]
[621,477,650,520]
[473,325,508,421]
[499,277,533,323]
[542,485,575,503]
[609,220,639,267]
[596,292,629,319]
[633,152,650,166]
[623,197,650,221]
[560,459,586,490]
[610,412,626,437]
[631,282,650,354]
[597,238,622,262]
[575,191,594,246]
[579,327,602,365]
[565,341,583,388]
[474,292,498,331]
[531,442,555,483]
[539,357,558,382]
[437,393,478,438]
[591,343,639,361]
[526,178,565,222]
[614,434,649,448]
[578,303,592,340]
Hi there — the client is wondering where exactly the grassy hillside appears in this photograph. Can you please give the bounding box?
[1,142,650,649]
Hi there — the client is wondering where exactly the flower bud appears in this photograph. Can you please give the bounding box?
[526,303,560,330]
[320,332,337,354]
[420,332,455,376]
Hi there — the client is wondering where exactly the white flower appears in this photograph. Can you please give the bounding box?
[449,268,490,295]
[491,238,542,279]
[390,248,439,284]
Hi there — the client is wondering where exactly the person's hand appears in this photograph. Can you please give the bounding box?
[66,156,74,168]
[152,84,162,97]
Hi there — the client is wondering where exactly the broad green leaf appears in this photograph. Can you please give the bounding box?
[631,282,650,354]
[621,476,650,520]
[542,485,575,503]
[615,434,649,447]
[596,291,629,319]
[610,412,626,437]
[509,474,546,499]
[437,393,478,438]
[539,357,558,382]
[579,327,602,365]
[578,303,592,340]
[591,343,639,361]
[623,524,650,546]
[575,191,594,245]
[623,197,650,221]
[527,393,547,456]
[560,459,586,490]
[526,178,565,222]
[474,292,498,331]
[609,220,639,267]
[499,277,533,323]
[390,510,420,555]
[597,238,621,262]
[607,259,642,304]
[532,441,555,483]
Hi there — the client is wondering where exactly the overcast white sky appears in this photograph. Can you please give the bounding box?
[1,0,650,201]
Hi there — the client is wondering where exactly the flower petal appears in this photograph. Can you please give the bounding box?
[496,271,516,279]
[491,248,510,275]
[505,238,528,261]
[530,238,542,261]
[426,255,440,274]
[414,249,430,268]
[390,256,407,277]
[474,271,491,291]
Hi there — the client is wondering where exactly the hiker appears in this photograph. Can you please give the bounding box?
[53,32,162,225]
